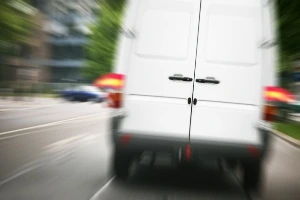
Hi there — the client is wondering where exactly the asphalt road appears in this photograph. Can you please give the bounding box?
[0,99,108,133]
[0,101,299,200]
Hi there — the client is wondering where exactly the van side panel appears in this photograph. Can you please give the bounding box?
[261,0,278,87]
[114,0,140,74]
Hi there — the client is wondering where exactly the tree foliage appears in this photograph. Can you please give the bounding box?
[0,0,34,55]
[276,0,300,61]
[84,0,126,82]
[275,0,300,87]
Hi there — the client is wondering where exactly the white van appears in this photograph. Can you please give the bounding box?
[110,0,277,190]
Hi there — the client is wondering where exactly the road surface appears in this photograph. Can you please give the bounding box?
[0,101,299,200]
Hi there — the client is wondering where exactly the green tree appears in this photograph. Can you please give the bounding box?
[84,0,126,82]
[0,0,35,81]
[276,0,300,87]
[0,0,34,55]
[276,0,300,61]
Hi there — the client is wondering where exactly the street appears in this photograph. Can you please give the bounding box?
[0,100,299,200]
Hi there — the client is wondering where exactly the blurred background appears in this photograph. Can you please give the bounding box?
[0,0,299,98]
[0,0,299,200]
[0,0,125,99]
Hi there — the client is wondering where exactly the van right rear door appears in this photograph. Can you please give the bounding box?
[120,0,201,139]
[190,0,263,144]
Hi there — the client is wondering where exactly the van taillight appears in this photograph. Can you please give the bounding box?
[247,145,260,157]
[263,104,277,122]
[108,92,123,108]
[120,134,131,145]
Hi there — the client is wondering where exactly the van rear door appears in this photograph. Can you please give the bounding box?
[121,0,201,139]
[190,0,263,144]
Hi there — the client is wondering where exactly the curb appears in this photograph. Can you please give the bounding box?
[271,129,300,148]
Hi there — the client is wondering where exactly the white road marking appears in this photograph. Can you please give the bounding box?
[43,135,85,152]
[0,110,117,140]
[0,101,38,105]
[0,112,111,137]
[89,176,116,200]
[48,134,101,163]
[0,104,58,112]
[0,163,45,186]
[0,133,102,186]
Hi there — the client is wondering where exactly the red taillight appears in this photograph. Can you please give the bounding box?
[263,104,277,122]
[247,145,261,157]
[185,145,192,161]
[108,92,123,108]
[120,134,131,145]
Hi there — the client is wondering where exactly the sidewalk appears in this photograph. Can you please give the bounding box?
[287,113,300,123]
[291,113,300,117]
[271,129,300,148]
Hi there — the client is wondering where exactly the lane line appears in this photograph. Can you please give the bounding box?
[0,101,103,112]
[0,112,111,137]
[0,133,103,186]
[0,110,118,140]
[43,135,85,151]
[0,163,44,186]
[0,104,59,112]
[89,176,116,200]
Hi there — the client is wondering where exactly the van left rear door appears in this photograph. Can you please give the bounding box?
[120,0,201,140]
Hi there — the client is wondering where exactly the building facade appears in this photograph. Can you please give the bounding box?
[4,10,50,84]
[32,0,98,83]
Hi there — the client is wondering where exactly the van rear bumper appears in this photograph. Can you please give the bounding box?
[114,133,266,161]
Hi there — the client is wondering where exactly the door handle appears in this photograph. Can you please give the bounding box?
[193,98,197,105]
[169,76,193,82]
[196,77,220,84]
[188,97,191,104]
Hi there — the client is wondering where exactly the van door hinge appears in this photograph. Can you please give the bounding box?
[259,39,277,48]
[256,120,273,131]
[120,27,136,39]
[262,0,272,7]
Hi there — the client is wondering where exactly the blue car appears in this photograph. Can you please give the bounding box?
[60,85,106,102]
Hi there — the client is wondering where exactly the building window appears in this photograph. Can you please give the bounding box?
[20,45,31,59]
[71,45,84,59]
